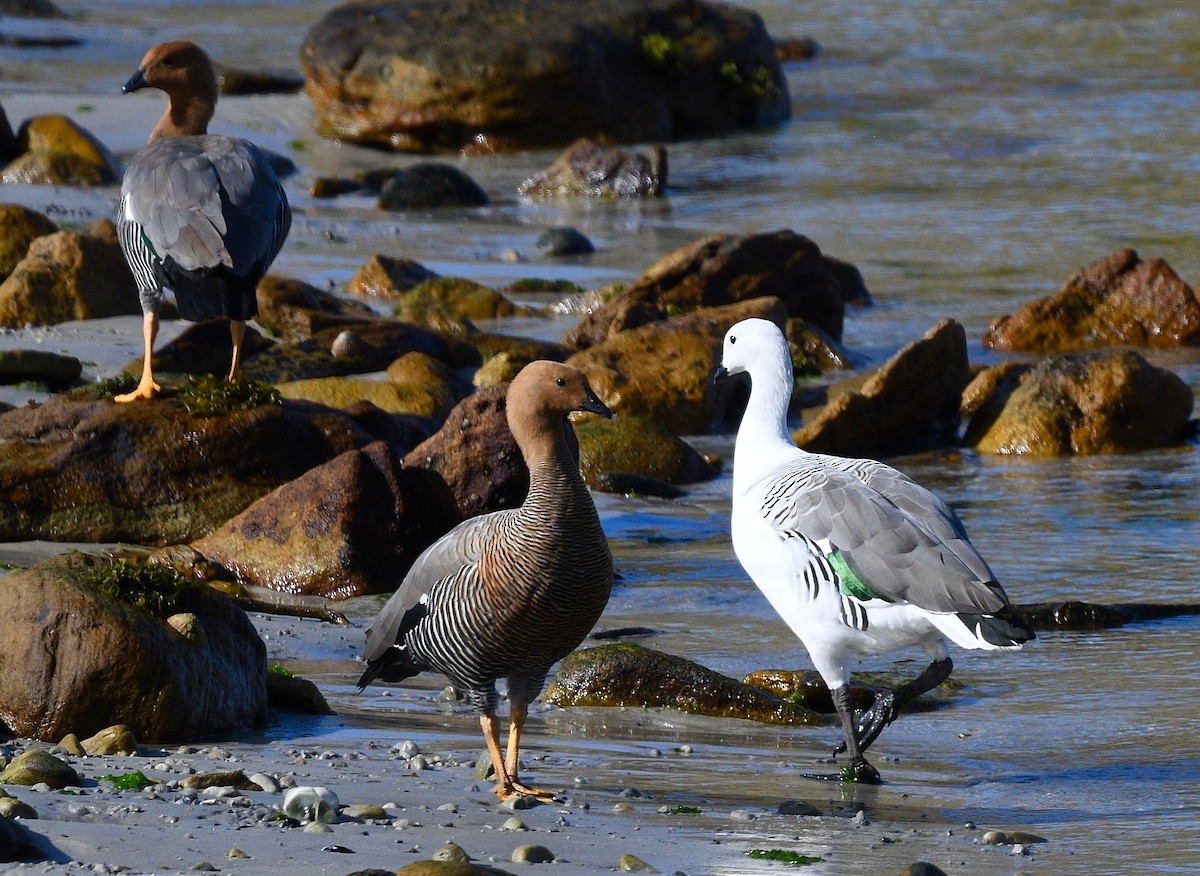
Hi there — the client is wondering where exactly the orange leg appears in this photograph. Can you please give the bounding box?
[114,311,161,402]
[227,319,245,382]
[504,703,556,802]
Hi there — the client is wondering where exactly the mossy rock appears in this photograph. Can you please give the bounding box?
[395,277,528,326]
[0,750,80,789]
[573,414,717,490]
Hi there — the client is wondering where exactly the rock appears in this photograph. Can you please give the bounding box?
[566,231,862,349]
[0,393,375,544]
[266,671,335,715]
[1,114,122,185]
[1014,600,1200,632]
[0,554,266,742]
[0,796,37,820]
[743,669,874,714]
[393,277,527,327]
[255,275,378,343]
[167,612,207,647]
[0,750,79,789]
[0,224,138,328]
[378,163,491,209]
[216,65,305,96]
[964,349,1194,455]
[0,814,44,863]
[619,853,658,872]
[568,297,787,434]
[433,843,471,862]
[180,770,261,792]
[402,384,534,518]
[0,0,66,18]
[900,864,949,876]
[396,862,517,876]
[277,373,461,419]
[0,348,81,386]
[55,734,84,757]
[519,139,665,198]
[785,317,867,372]
[511,843,555,864]
[342,802,389,821]
[778,799,822,816]
[282,786,338,824]
[466,333,572,372]
[534,227,595,256]
[983,249,1200,352]
[573,414,717,491]
[544,643,824,725]
[81,724,138,756]
[348,254,440,300]
[793,319,971,457]
[301,0,788,153]
[0,204,58,280]
[0,105,15,164]
[193,441,460,599]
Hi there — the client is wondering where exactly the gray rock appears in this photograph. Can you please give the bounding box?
[511,843,556,864]
[534,227,595,256]
[378,163,491,210]
[0,750,79,789]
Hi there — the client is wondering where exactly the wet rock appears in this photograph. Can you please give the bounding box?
[55,735,84,757]
[255,275,377,344]
[277,372,460,419]
[535,227,595,256]
[794,319,971,457]
[983,249,1200,352]
[433,843,471,863]
[0,554,266,742]
[574,414,717,492]
[348,254,440,300]
[180,770,261,792]
[1015,600,1200,632]
[619,853,658,872]
[1,114,122,185]
[519,139,665,198]
[301,0,788,153]
[0,795,37,820]
[964,349,1194,455]
[899,864,949,876]
[959,360,1030,421]
[0,348,81,386]
[0,750,79,789]
[378,163,491,210]
[982,829,1047,846]
[568,297,786,434]
[785,317,867,372]
[193,441,460,599]
[0,0,66,18]
[343,802,389,821]
[0,393,374,544]
[81,724,137,756]
[216,65,305,96]
[743,669,874,714]
[778,799,822,816]
[393,277,530,328]
[511,843,555,864]
[283,786,338,824]
[0,204,58,280]
[396,861,517,876]
[0,813,44,863]
[266,671,335,715]
[544,643,824,725]
[467,333,572,371]
[0,223,138,328]
[566,231,863,349]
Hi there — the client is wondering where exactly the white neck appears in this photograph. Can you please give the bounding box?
[732,353,803,495]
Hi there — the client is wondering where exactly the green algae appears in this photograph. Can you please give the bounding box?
[84,557,189,618]
[178,374,281,417]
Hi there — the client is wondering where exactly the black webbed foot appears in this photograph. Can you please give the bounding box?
[832,688,899,758]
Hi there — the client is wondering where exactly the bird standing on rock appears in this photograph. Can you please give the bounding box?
[358,361,615,803]
[714,317,1033,783]
[115,40,291,402]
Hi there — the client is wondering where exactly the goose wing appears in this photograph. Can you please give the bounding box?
[757,455,1007,614]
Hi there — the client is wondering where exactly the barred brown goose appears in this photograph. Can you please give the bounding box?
[115,41,290,402]
[358,361,615,803]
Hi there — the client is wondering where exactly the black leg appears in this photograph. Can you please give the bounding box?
[830,685,881,784]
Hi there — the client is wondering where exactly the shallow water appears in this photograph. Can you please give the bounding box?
[4,1,1200,873]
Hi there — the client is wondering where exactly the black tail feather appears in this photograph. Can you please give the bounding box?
[960,607,1036,647]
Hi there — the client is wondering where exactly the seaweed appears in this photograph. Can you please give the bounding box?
[85,557,189,618]
[178,374,281,417]
[746,849,824,866]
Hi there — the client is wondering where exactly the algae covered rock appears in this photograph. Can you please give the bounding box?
[394,277,528,327]
[348,254,440,300]
[574,414,716,492]
[544,643,823,725]
[1,114,122,185]
[0,749,80,789]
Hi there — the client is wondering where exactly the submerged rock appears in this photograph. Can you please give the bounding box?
[544,643,824,725]
[519,139,666,198]
[1015,601,1200,632]
[378,163,491,209]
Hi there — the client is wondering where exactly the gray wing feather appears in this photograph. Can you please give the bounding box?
[362,511,505,665]
[763,457,1007,614]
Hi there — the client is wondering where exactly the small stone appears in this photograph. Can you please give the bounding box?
[900,864,949,876]
[778,799,822,816]
[432,842,470,863]
[167,612,208,646]
[303,821,333,833]
[473,750,495,781]
[0,749,80,789]
[397,740,422,758]
[501,816,527,831]
[343,803,389,821]
[500,794,541,811]
[729,809,756,822]
[409,754,430,771]
[56,735,85,757]
[535,226,595,257]
[226,848,249,859]
[618,787,644,798]
[982,830,1011,845]
[0,796,38,819]
[511,843,555,864]
[619,853,659,872]
[283,786,339,824]
[612,802,634,813]
[248,772,279,793]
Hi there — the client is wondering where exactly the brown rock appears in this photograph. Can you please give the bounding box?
[348,254,440,300]
[785,317,867,372]
[80,724,138,756]
[193,441,459,598]
[565,231,861,349]
[267,671,335,715]
[393,277,529,327]
[255,275,377,343]
[793,319,971,457]
[568,297,788,434]
[983,249,1200,352]
[964,349,1194,455]
[0,554,266,742]
[519,138,666,198]
[301,0,788,153]
[0,394,374,544]
[0,204,57,280]
[573,414,716,491]
[277,374,458,418]
[0,224,138,327]
[3,114,122,185]
[0,348,81,386]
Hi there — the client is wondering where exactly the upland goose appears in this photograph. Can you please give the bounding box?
[715,318,1033,783]
[115,40,290,402]
[358,361,615,802]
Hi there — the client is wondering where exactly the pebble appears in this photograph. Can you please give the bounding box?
[500,794,540,811]
[619,853,659,873]
[512,843,556,864]
[612,802,635,813]
[432,842,470,862]
[778,799,822,816]
[397,740,422,758]
[248,772,279,793]
[303,821,333,833]
[501,816,527,831]
[226,848,249,859]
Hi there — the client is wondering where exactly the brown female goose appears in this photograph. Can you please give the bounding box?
[115,41,290,402]
[358,361,615,803]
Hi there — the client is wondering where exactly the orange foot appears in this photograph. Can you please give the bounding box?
[495,781,558,805]
[114,377,161,403]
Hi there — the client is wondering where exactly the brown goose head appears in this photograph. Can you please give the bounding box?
[506,361,612,458]
[124,41,219,140]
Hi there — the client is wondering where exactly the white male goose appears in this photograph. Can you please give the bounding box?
[115,40,291,402]
[715,318,1033,783]
[358,361,615,802]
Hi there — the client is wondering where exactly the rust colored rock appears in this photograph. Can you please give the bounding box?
[256,274,377,343]
[519,138,666,198]
[964,349,1194,455]
[568,297,788,434]
[301,0,788,153]
[573,414,717,492]
[193,441,459,598]
[0,224,138,327]
[0,554,266,743]
[983,249,1200,353]
[348,254,440,300]
[392,277,527,327]
[0,204,57,280]
[565,230,863,349]
[793,319,971,458]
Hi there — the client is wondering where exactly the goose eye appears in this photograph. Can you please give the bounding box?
[729,335,737,345]
[555,377,566,387]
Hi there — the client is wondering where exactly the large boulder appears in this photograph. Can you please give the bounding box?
[255,274,378,343]
[301,0,789,153]
[565,231,867,349]
[792,319,971,457]
[983,249,1200,353]
[0,554,266,742]
[193,442,460,599]
[964,349,1194,455]
[573,414,717,492]
[0,204,58,280]
[0,114,123,185]
[567,296,787,435]
[0,222,138,328]
[0,393,377,544]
